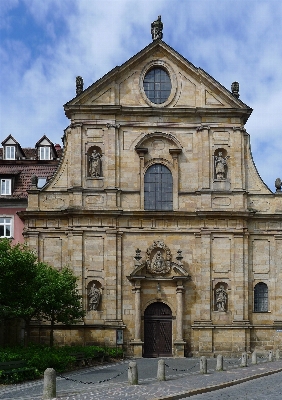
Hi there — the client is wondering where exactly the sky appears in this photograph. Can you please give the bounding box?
[0,0,282,191]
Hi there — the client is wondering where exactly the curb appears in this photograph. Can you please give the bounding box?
[154,366,282,399]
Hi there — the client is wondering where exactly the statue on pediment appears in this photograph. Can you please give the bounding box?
[151,16,163,41]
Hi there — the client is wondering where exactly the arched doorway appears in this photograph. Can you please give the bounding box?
[144,302,172,357]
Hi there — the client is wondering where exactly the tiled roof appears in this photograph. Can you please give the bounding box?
[0,163,59,198]
[0,147,63,160]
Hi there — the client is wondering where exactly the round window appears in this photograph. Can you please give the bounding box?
[143,67,171,104]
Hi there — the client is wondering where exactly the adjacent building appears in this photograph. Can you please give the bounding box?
[20,18,282,357]
[0,135,62,244]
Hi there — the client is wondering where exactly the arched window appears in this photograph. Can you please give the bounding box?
[254,282,268,312]
[144,164,173,211]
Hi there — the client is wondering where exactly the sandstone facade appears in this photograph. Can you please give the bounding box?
[21,38,282,357]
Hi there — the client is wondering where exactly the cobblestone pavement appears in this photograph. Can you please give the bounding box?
[0,357,282,399]
[187,371,282,399]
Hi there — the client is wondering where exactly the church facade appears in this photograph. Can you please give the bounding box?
[21,19,282,357]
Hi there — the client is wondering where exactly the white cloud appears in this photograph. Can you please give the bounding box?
[0,0,282,190]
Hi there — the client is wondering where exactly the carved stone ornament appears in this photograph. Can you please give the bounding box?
[88,283,101,311]
[151,15,163,41]
[146,240,171,275]
[76,76,83,96]
[215,152,228,180]
[275,177,281,192]
[215,285,227,312]
[89,149,102,177]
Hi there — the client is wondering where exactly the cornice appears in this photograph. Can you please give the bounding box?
[64,105,252,121]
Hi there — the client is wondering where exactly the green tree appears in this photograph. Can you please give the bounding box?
[0,238,85,347]
[0,238,41,344]
[35,265,85,346]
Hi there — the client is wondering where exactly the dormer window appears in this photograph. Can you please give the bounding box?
[0,179,11,195]
[39,146,51,160]
[5,146,16,160]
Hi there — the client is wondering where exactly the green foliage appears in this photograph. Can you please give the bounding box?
[33,265,85,346]
[0,366,40,384]
[0,344,123,383]
[0,238,39,322]
[0,238,85,346]
[105,346,124,358]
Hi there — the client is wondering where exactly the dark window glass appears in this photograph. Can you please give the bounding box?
[144,164,173,210]
[254,282,268,312]
[143,68,171,104]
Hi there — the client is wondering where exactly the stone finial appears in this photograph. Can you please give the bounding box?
[275,177,281,192]
[31,174,38,187]
[76,76,83,96]
[151,15,163,40]
[176,249,183,264]
[231,81,240,98]
[134,248,142,261]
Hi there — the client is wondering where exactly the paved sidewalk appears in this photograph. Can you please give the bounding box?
[1,357,282,399]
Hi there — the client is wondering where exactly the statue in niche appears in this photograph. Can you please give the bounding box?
[89,149,102,177]
[88,283,101,311]
[215,152,228,180]
[215,285,227,312]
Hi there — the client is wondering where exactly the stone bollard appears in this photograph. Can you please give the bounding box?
[251,351,257,365]
[216,354,223,371]
[128,361,138,385]
[240,352,248,367]
[276,349,280,360]
[269,350,273,362]
[157,359,166,381]
[43,368,56,400]
[200,356,207,374]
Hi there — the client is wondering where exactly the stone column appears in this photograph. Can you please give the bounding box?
[176,282,184,341]
[174,280,186,357]
[69,123,83,188]
[136,148,148,209]
[169,148,182,210]
[133,284,141,341]
[131,281,143,357]
[192,233,213,355]
[105,230,118,321]
[116,232,123,321]
[196,125,210,190]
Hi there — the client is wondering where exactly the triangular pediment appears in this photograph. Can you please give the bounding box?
[64,40,251,118]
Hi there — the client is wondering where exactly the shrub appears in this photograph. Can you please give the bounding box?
[0,344,123,383]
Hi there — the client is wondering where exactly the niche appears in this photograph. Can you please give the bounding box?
[87,146,102,178]
[214,148,228,180]
[87,280,102,311]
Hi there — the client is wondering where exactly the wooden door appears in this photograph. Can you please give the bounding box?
[144,302,172,357]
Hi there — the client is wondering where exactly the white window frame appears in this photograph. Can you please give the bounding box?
[39,146,51,160]
[0,179,11,195]
[5,146,16,160]
[0,217,13,237]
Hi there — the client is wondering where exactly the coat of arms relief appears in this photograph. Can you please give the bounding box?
[146,240,172,275]
[129,240,189,281]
